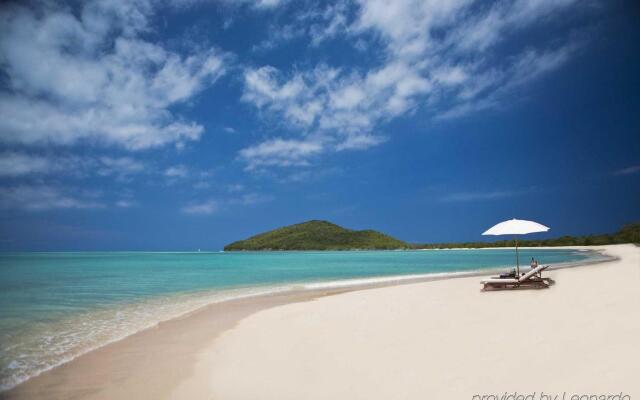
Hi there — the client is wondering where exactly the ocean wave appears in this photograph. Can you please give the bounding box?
[0,285,291,391]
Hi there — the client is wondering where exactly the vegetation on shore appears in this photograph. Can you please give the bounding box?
[411,223,640,249]
[224,221,640,251]
[224,220,409,251]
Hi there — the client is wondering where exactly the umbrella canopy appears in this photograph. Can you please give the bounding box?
[482,218,549,236]
[482,218,550,276]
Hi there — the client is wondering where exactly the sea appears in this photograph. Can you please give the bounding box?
[0,249,604,391]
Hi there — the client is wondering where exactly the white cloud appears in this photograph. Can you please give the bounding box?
[353,0,469,61]
[0,152,213,189]
[306,1,351,46]
[507,46,574,88]
[227,183,245,192]
[238,138,324,170]
[436,43,577,120]
[165,164,189,178]
[0,152,147,179]
[251,1,351,50]
[278,166,342,183]
[0,0,592,179]
[236,192,274,205]
[194,181,212,189]
[242,66,322,127]
[97,157,146,179]
[335,133,386,151]
[252,24,303,51]
[440,188,532,202]
[115,199,136,208]
[240,61,429,166]
[170,0,288,10]
[0,152,53,177]
[0,0,226,150]
[242,62,433,134]
[240,0,584,169]
[252,0,287,9]
[444,0,580,54]
[614,165,640,176]
[0,185,104,210]
[181,191,273,215]
[181,199,219,215]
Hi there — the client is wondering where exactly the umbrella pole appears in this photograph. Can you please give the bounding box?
[515,237,520,276]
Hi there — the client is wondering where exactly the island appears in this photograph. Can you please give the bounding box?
[224,221,639,251]
[224,220,409,251]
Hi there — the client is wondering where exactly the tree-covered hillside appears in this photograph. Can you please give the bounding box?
[224,220,409,251]
[412,223,640,249]
[224,221,639,251]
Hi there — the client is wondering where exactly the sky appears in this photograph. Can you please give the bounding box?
[0,0,638,251]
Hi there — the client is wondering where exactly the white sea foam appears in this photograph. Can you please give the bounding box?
[0,286,291,391]
[300,270,483,290]
[2,270,482,391]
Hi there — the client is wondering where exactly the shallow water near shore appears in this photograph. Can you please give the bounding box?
[0,249,601,391]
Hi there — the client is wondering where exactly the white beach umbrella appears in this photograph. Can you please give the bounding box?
[482,218,550,276]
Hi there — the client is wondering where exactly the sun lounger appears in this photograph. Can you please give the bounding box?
[497,268,517,278]
[481,264,551,290]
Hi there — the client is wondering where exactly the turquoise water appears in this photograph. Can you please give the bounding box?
[0,249,599,390]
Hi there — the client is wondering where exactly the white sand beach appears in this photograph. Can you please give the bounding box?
[5,244,639,400]
[174,244,639,399]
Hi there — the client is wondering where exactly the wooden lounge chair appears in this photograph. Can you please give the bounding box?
[481,264,552,291]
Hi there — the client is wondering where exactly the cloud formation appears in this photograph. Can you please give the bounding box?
[440,188,533,202]
[0,185,104,210]
[181,191,274,215]
[0,152,147,179]
[613,165,640,176]
[165,165,190,179]
[240,0,582,168]
[0,152,52,177]
[181,199,219,215]
[0,0,595,217]
[0,0,226,150]
[238,138,325,170]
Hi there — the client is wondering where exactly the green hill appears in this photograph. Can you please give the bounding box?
[224,220,409,251]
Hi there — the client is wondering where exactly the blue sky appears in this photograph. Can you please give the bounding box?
[0,0,638,250]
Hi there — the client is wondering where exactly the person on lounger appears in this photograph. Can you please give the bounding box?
[531,258,541,277]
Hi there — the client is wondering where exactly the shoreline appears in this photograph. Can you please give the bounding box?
[4,245,615,254]
[183,244,639,399]
[1,248,607,392]
[1,246,623,399]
